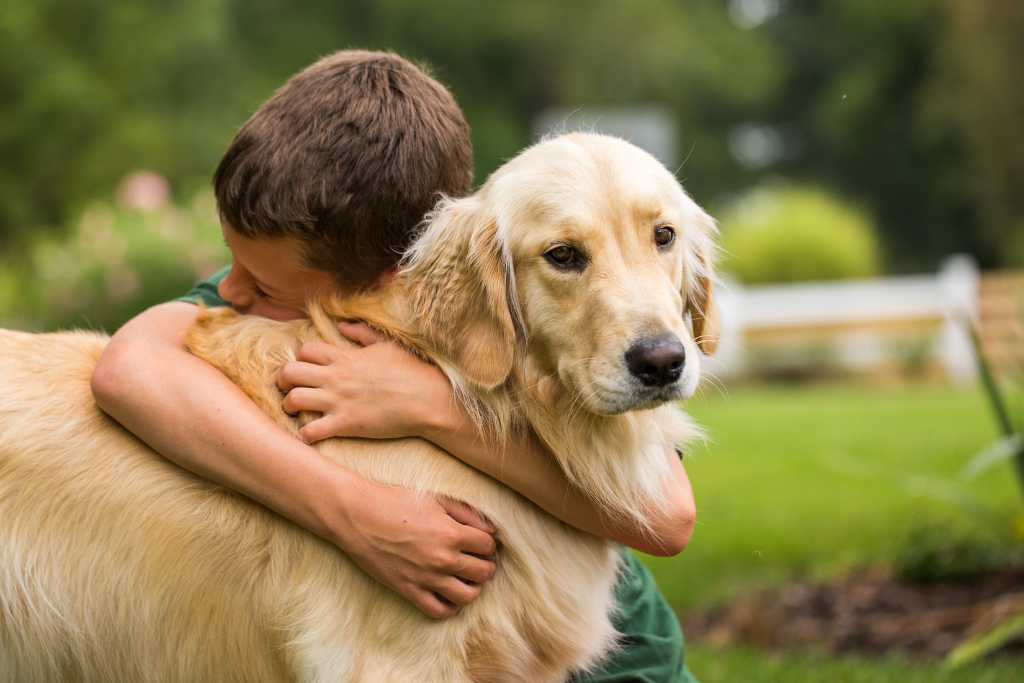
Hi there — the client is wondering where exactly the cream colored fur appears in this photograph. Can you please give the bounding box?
[0,133,716,682]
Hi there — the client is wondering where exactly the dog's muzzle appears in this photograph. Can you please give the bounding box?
[624,334,685,387]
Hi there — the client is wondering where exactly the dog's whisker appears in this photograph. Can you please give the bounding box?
[699,369,729,399]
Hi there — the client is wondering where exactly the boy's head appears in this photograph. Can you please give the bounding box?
[213,50,473,319]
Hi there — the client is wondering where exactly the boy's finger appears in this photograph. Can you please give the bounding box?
[453,555,497,585]
[276,361,327,392]
[414,590,459,620]
[338,321,382,347]
[457,526,498,558]
[296,342,340,365]
[298,416,339,443]
[281,388,330,416]
[430,576,481,607]
[439,497,496,534]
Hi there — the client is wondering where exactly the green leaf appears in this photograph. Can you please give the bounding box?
[945,610,1024,669]
[961,435,1024,480]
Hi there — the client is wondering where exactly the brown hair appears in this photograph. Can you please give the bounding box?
[213,50,473,289]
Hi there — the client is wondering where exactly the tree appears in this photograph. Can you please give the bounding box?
[928,0,1024,266]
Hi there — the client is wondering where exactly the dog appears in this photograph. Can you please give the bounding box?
[0,133,717,682]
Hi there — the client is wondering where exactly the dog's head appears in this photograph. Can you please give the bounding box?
[402,133,717,416]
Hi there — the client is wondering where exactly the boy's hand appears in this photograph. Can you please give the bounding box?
[279,321,498,618]
[327,477,498,620]
[277,322,458,444]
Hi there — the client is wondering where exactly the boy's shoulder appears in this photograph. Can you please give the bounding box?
[177,266,230,308]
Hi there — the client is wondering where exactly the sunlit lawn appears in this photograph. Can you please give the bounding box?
[642,384,1019,610]
[685,643,1022,683]
[636,383,1022,679]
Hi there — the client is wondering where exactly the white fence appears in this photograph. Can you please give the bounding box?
[706,256,981,383]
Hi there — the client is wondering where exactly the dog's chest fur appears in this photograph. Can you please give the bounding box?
[185,308,630,681]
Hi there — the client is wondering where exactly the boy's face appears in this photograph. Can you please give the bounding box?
[218,224,335,321]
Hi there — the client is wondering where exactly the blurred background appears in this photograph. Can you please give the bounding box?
[2,1,1022,680]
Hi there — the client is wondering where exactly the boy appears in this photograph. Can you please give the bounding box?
[91,50,697,681]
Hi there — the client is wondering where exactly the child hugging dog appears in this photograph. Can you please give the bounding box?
[91,50,698,682]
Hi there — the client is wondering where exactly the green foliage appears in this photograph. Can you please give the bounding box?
[719,184,882,284]
[927,0,1024,268]
[0,0,248,240]
[964,305,1024,503]
[0,0,783,247]
[894,518,1023,583]
[0,268,20,326]
[2,0,1022,270]
[757,0,1023,270]
[946,611,1024,670]
[1,192,227,333]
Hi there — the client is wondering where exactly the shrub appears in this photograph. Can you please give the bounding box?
[7,190,227,333]
[719,184,882,284]
[895,517,1024,583]
[0,267,24,328]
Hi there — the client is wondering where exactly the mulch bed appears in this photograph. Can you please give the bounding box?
[682,567,1024,659]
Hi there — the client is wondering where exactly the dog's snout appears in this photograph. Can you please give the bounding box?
[625,335,685,387]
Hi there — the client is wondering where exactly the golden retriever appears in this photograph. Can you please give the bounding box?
[0,133,717,682]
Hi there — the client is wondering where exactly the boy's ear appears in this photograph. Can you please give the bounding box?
[405,198,519,390]
[686,210,718,356]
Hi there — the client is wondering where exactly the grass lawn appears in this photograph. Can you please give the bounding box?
[685,643,1023,682]
[641,384,1021,611]
[635,383,1023,679]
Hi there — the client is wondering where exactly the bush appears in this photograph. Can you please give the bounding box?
[3,190,227,333]
[719,184,882,284]
[895,517,1024,583]
[0,268,22,327]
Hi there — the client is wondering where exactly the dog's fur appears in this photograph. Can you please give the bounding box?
[0,133,717,682]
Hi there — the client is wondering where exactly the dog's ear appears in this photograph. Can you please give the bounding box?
[405,198,519,391]
[686,210,719,356]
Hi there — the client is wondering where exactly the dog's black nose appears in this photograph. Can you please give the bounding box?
[625,335,685,387]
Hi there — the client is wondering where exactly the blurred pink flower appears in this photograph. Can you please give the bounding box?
[116,172,170,211]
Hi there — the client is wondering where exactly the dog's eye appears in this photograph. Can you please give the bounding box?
[654,226,676,249]
[544,245,586,271]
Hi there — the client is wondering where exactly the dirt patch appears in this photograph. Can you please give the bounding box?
[682,567,1024,659]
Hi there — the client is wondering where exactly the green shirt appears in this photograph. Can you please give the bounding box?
[179,268,697,683]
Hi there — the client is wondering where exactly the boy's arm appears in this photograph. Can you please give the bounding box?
[280,322,697,557]
[424,417,696,556]
[91,302,497,619]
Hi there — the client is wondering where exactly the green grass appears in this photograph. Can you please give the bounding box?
[686,644,1023,682]
[640,384,1021,610]
[635,384,1024,678]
